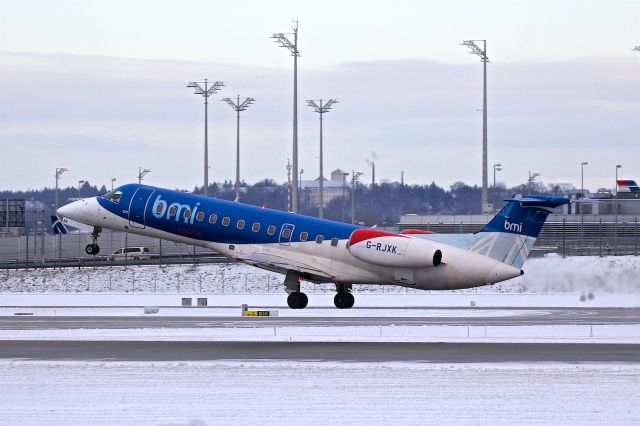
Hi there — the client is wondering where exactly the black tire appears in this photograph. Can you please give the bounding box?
[345,292,355,309]
[287,292,308,309]
[85,244,100,256]
[334,292,351,309]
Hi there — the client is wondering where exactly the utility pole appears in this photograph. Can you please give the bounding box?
[493,163,502,212]
[528,171,540,194]
[54,168,67,212]
[187,79,225,196]
[351,171,364,225]
[138,167,151,184]
[286,159,292,211]
[615,164,622,255]
[54,167,67,260]
[306,98,337,218]
[271,21,301,212]
[461,39,489,213]
[222,95,256,202]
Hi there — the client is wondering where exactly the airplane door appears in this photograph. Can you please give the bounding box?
[279,223,295,246]
[128,187,155,229]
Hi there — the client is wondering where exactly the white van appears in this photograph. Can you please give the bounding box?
[109,247,151,261]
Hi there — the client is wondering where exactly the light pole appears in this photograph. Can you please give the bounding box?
[138,167,151,184]
[615,164,622,255]
[492,163,502,212]
[580,162,589,199]
[461,39,489,213]
[77,180,85,267]
[271,21,301,212]
[528,171,540,194]
[222,95,256,202]
[299,169,304,211]
[111,178,117,191]
[351,171,364,224]
[187,79,225,196]
[286,159,292,211]
[306,99,338,218]
[340,170,349,223]
[54,168,67,212]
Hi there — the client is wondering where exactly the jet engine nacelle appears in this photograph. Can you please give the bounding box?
[347,229,442,268]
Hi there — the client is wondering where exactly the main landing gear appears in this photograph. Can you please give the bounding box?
[85,226,102,256]
[334,284,355,309]
[284,270,308,309]
[282,272,355,310]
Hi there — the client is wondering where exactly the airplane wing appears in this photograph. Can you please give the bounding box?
[235,252,334,283]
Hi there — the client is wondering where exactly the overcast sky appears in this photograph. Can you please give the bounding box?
[0,0,639,192]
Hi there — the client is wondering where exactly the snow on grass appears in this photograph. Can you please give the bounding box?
[1,255,638,296]
[0,361,638,426]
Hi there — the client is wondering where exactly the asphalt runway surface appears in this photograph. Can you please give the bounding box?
[2,341,639,363]
[0,307,638,329]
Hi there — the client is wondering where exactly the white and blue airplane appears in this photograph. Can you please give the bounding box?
[57,184,569,309]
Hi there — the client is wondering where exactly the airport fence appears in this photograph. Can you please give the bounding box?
[0,216,638,271]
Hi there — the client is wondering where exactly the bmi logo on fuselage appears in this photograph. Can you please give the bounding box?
[151,194,200,224]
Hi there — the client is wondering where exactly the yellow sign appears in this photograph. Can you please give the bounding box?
[243,310,271,317]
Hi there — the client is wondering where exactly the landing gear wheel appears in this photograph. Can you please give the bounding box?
[85,243,100,255]
[287,292,308,309]
[334,292,355,309]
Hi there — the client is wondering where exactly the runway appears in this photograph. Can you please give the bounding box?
[2,341,639,363]
[1,306,639,329]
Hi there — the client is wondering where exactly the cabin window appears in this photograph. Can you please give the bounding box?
[183,209,192,219]
[196,212,205,222]
[222,217,231,226]
[315,235,324,244]
[282,228,292,238]
[168,206,178,217]
[155,203,165,215]
[237,219,245,230]
[209,214,218,224]
[267,225,276,235]
[300,232,308,241]
[331,238,339,247]
[103,190,123,204]
[252,223,261,232]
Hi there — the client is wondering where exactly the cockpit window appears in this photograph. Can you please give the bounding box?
[103,190,123,204]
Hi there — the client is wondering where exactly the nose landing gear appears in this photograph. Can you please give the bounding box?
[84,226,102,256]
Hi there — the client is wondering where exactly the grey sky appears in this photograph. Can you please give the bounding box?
[0,0,639,192]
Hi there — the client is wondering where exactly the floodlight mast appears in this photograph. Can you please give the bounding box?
[271,21,301,212]
[461,39,489,214]
[306,98,338,218]
[54,167,68,212]
[138,167,151,184]
[187,79,225,196]
[222,95,256,202]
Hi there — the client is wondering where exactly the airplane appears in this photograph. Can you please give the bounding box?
[50,215,92,235]
[57,183,570,309]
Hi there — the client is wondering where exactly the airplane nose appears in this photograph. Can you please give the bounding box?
[57,200,83,220]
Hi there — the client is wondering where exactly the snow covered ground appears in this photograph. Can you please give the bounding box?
[1,361,638,425]
[1,255,639,295]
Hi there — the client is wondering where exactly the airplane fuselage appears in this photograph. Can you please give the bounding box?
[60,184,522,292]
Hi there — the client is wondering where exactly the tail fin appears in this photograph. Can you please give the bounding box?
[470,195,569,268]
[51,215,68,235]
